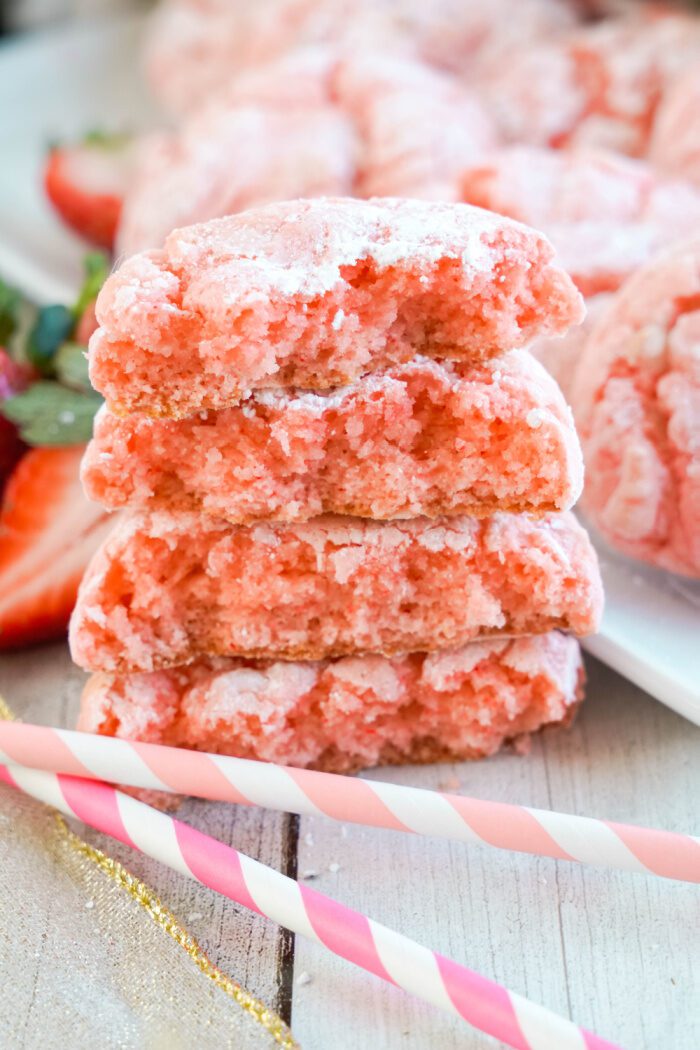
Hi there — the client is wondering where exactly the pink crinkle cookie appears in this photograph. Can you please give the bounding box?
[82,351,583,523]
[78,632,584,773]
[90,197,583,418]
[231,48,496,200]
[334,52,495,202]
[530,294,612,399]
[572,239,700,578]
[145,0,574,116]
[477,9,700,157]
[69,510,603,673]
[116,100,356,258]
[118,50,495,256]
[650,68,700,189]
[460,146,700,296]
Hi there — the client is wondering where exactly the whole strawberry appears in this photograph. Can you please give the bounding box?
[44,131,134,250]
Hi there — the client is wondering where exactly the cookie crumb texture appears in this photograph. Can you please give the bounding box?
[79,633,584,773]
[69,511,603,673]
[89,198,582,417]
[83,351,583,522]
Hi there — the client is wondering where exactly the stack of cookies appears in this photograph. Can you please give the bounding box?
[71,198,603,773]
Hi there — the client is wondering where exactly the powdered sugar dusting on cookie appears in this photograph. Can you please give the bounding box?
[90,197,582,417]
[572,238,700,577]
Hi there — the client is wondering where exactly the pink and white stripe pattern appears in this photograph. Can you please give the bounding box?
[0,722,697,883]
[0,761,621,1050]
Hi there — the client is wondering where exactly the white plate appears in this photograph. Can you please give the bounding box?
[582,532,700,725]
[1,16,698,723]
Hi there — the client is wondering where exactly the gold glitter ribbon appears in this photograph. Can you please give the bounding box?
[0,694,298,1050]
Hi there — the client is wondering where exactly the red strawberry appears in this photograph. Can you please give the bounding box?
[0,348,33,491]
[0,446,114,649]
[0,347,32,401]
[0,416,24,487]
[44,133,134,250]
[75,299,99,345]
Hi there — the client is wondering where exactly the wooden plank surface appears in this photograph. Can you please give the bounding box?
[290,656,700,1050]
[0,643,294,1023]
[1,645,698,1049]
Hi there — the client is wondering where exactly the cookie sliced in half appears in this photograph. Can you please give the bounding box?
[79,633,584,774]
[89,197,583,417]
[70,510,603,673]
[83,351,583,523]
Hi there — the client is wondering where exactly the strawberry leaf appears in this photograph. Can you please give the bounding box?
[27,305,74,374]
[74,251,109,320]
[54,342,92,392]
[0,280,21,345]
[1,381,102,446]
[83,129,132,150]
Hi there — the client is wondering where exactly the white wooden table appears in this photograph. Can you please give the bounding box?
[0,643,698,1050]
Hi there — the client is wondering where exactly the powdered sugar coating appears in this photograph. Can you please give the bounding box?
[116,101,356,258]
[460,146,700,296]
[333,52,495,202]
[78,632,583,772]
[650,67,700,189]
[69,510,603,673]
[530,294,612,398]
[118,50,496,256]
[145,0,574,116]
[572,238,700,578]
[91,197,583,417]
[82,351,583,522]
[476,10,700,157]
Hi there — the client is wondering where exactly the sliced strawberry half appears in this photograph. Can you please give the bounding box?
[44,133,134,250]
[0,445,114,649]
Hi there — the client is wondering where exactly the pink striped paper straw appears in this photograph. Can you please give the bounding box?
[0,762,621,1050]
[0,721,697,884]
